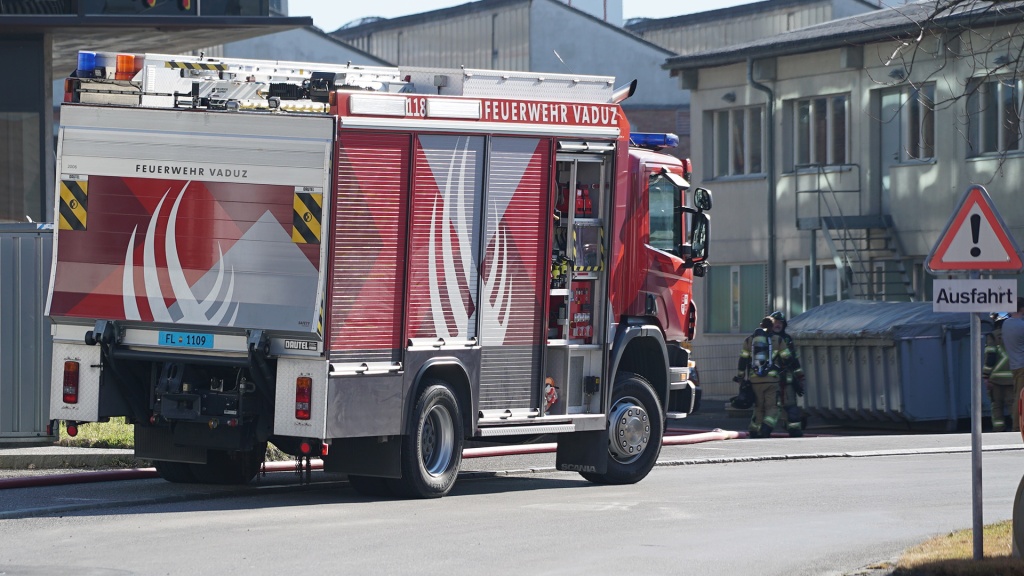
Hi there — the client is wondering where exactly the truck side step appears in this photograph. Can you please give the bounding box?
[477,424,576,436]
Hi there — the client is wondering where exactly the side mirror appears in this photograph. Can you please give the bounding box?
[693,262,707,277]
[689,213,709,262]
[693,187,712,212]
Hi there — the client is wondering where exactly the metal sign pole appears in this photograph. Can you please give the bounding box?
[970,295,983,560]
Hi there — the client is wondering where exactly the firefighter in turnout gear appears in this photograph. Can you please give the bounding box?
[736,316,793,438]
[770,311,807,437]
[984,313,1015,432]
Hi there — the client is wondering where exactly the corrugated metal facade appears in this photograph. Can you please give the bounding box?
[631,3,834,57]
[339,4,530,70]
[0,225,53,444]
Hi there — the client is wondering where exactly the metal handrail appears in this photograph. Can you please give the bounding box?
[793,163,870,297]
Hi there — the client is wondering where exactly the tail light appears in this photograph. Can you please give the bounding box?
[178,0,191,10]
[63,361,80,404]
[295,376,312,420]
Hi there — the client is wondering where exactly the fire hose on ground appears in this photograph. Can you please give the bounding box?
[0,427,809,490]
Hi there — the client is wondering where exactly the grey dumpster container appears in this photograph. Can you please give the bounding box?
[0,223,54,446]
[788,300,976,429]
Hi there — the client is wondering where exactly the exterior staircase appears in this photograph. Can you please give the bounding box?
[820,214,916,301]
[794,164,916,302]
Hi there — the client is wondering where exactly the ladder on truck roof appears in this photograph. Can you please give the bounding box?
[67,51,619,111]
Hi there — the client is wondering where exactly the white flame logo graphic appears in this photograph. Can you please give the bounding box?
[428,138,511,343]
[122,182,238,325]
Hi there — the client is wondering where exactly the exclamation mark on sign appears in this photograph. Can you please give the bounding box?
[970,214,981,258]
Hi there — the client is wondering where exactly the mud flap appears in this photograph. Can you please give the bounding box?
[323,435,402,478]
[555,430,608,475]
[135,425,206,464]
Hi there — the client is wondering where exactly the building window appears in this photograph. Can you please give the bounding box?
[706,264,766,333]
[709,106,764,177]
[967,77,1022,155]
[880,84,935,162]
[791,94,849,168]
[786,263,843,316]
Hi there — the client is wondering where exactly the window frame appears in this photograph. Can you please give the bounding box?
[705,263,767,334]
[708,105,765,178]
[786,263,844,317]
[967,76,1023,156]
[646,172,682,254]
[790,93,850,169]
[880,83,936,163]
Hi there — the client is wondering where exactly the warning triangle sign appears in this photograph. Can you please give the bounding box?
[927,185,1023,272]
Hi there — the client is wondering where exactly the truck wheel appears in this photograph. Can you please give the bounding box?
[390,382,463,498]
[153,460,198,484]
[190,443,266,485]
[348,475,395,498]
[581,372,664,485]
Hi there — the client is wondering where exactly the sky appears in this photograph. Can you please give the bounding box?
[287,0,760,33]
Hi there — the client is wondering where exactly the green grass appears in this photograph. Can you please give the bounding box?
[58,417,134,449]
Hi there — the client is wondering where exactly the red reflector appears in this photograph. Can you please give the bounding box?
[67,424,79,437]
[295,376,312,420]
[63,361,80,404]
[299,441,312,455]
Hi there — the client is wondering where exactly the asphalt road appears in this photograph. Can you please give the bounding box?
[1,431,1022,575]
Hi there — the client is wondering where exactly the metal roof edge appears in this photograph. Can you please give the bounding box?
[0,13,311,30]
[627,0,869,33]
[663,2,1024,72]
[330,0,527,37]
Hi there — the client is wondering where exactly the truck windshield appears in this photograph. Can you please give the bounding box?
[648,173,681,253]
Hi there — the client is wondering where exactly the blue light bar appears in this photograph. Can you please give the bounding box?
[630,132,679,150]
[77,51,96,77]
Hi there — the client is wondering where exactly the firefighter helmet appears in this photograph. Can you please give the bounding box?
[769,310,788,331]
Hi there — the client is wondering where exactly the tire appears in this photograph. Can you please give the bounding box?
[580,372,664,485]
[348,474,395,498]
[190,443,266,485]
[153,459,198,484]
[390,382,463,499]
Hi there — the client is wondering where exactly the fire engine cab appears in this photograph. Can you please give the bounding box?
[48,51,711,497]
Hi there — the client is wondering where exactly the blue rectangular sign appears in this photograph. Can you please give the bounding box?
[158,331,214,349]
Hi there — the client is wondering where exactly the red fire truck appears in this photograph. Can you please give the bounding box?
[48,52,711,498]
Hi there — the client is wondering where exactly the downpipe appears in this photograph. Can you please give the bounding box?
[748,58,776,308]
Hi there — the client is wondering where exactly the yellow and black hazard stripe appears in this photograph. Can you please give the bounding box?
[292,192,322,244]
[58,178,88,231]
[165,60,227,71]
[572,227,605,272]
[317,301,324,337]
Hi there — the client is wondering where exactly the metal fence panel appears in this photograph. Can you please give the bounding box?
[0,224,53,444]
